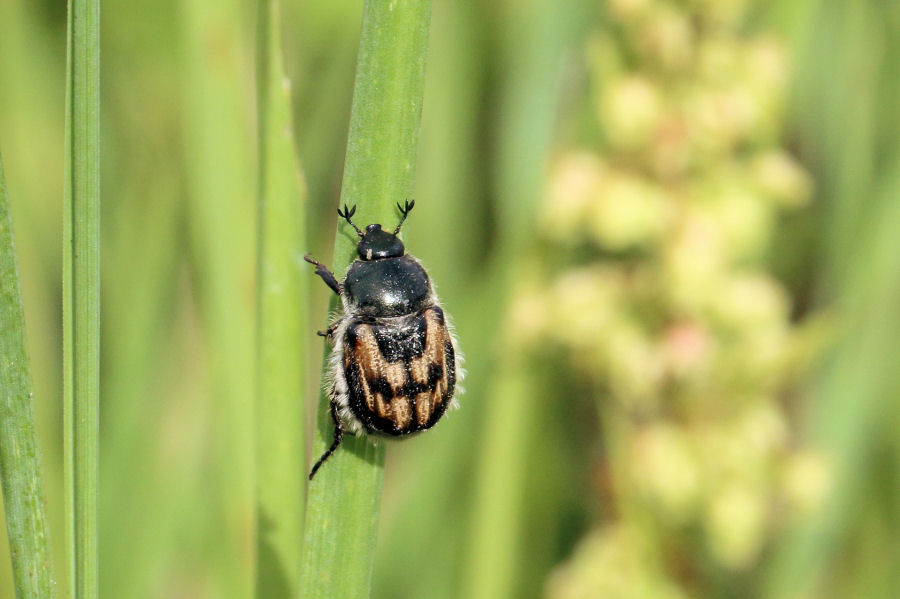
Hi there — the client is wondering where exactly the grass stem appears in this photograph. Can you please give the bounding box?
[63,0,101,597]
[298,1,433,597]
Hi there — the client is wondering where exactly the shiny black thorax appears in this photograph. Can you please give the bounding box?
[344,255,430,317]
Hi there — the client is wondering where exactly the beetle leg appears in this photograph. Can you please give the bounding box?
[304,253,341,295]
[316,323,338,339]
[308,401,344,480]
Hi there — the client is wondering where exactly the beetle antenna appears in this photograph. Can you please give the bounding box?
[393,199,415,234]
[337,204,363,237]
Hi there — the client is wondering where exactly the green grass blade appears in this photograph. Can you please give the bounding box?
[299,1,432,596]
[0,152,57,599]
[255,0,308,596]
[63,0,101,597]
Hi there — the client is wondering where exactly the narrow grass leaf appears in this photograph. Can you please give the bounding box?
[0,152,57,599]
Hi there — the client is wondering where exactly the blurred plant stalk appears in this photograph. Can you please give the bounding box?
[254,0,308,597]
[179,0,257,594]
[457,0,583,597]
[765,1,900,597]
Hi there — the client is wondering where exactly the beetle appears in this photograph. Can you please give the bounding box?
[304,200,462,479]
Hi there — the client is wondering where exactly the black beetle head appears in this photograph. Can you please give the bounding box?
[337,201,416,261]
[358,224,405,260]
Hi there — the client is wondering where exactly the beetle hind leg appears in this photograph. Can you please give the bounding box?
[308,400,344,480]
[317,322,338,339]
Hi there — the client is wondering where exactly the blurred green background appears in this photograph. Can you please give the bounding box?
[1,0,898,597]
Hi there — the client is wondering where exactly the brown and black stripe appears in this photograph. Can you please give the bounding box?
[342,306,456,435]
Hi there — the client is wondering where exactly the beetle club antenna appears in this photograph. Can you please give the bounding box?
[393,199,415,234]
[338,204,363,237]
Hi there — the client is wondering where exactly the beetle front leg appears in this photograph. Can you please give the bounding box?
[304,253,341,295]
